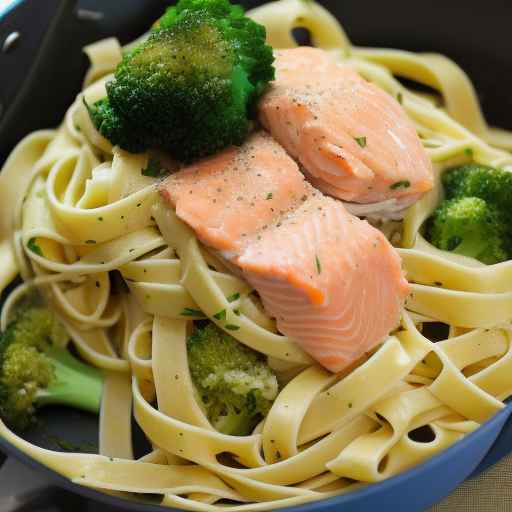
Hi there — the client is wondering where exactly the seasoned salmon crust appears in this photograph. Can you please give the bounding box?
[160,132,410,372]
[258,47,434,208]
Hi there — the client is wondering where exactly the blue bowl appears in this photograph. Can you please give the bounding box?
[1,0,512,510]
[0,404,511,511]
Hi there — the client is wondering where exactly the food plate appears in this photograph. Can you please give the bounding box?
[0,404,510,511]
[1,0,512,510]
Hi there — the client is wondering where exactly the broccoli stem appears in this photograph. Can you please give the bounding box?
[214,409,256,437]
[35,347,103,414]
[450,235,482,260]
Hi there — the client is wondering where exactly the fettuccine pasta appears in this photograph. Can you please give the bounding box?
[0,1,511,510]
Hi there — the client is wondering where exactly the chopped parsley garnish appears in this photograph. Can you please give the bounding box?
[464,148,474,158]
[141,157,167,178]
[315,254,322,274]
[180,308,204,317]
[213,309,227,321]
[27,238,43,256]
[225,324,240,331]
[266,192,273,200]
[397,92,403,104]
[390,180,411,190]
[85,239,97,244]
[354,136,367,148]
[227,292,240,303]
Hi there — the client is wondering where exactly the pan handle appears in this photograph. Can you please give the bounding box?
[0,0,79,162]
[0,0,170,164]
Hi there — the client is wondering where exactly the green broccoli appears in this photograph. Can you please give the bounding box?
[426,197,510,265]
[0,304,103,431]
[443,164,512,221]
[85,97,146,153]
[187,322,278,436]
[88,0,274,161]
[425,163,512,264]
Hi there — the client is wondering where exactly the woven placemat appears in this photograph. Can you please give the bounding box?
[430,454,512,511]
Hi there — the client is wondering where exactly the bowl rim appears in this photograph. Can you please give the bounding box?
[0,402,511,512]
[1,0,512,510]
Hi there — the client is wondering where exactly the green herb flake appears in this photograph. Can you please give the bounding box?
[85,239,97,244]
[225,324,240,331]
[141,157,167,178]
[227,292,240,303]
[27,238,43,256]
[315,254,322,274]
[266,192,273,200]
[233,309,241,316]
[464,147,474,158]
[424,141,441,148]
[397,92,403,104]
[213,309,227,321]
[390,180,411,190]
[354,136,367,148]
[46,435,97,453]
[180,308,203,317]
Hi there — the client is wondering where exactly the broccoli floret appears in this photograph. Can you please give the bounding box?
[0,305,103,431]
[85,98,146,153]
[443,164,512,221]
[187,322,278,436]
[426,197,510,265]
[426,163,512,264]
[89,0,274,161]
[158,0,274,96]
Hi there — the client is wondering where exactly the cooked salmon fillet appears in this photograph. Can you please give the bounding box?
[258,47,434,208]
[160,132,311,254]
[160,132,410,372]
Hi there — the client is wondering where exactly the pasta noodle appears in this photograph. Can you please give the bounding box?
[0,0,511,509]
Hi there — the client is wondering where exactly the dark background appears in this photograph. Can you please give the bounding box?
[0,0,511,163]
[0,0,511,510]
